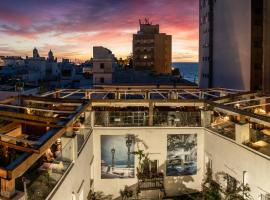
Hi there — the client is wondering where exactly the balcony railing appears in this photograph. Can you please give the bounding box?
[94,111,202,127]
[21,137,74,200]
[76,127,92,155]
[208,117,236,140]
[153,111,201,127]
[94,111,149,127]
[243,128,270,157]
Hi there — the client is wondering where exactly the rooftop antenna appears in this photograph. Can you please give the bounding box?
[145,17,148,24]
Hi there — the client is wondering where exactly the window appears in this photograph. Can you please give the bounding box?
[203,73,209,79]
[100,77,104,83]
[100,63,104,69]
[253,40,262,48]
[254,63,262,70]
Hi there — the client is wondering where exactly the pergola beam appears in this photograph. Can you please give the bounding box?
[224,96,270,105]
[0,133,38,145]
[0,116,62,128]
[181,90,200,98]
[203,92,220,98]
[0,104,74,114]
[41,89,66,97]
[151,90,167,99]
[60,89,81,99]
[178,93,186,99]
[0,141,39,153]
[0,110,60,123]
[20,95,84,105]
[241,102,270,110]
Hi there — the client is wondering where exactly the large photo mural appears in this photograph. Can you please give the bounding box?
[166,134,197,176]
[101,135,135,179]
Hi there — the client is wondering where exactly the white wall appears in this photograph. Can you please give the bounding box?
[47,126,270,199]
[93,73,112,85]
[50,135,93,200]
[212,0,252,90]
[93,61,112,73]
[92,127,204,199]
[204,129,270,199]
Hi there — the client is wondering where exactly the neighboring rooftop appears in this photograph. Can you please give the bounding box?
[112,67,194,86]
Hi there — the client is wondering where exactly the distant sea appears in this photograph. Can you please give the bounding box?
[172,62,198,84]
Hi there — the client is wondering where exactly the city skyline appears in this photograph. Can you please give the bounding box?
[0,0,198,62]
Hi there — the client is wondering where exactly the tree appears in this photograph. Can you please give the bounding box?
[201,166,221,200]
[200,170,254,200]
[87,190,112,200]
[221,174,253,200]
[119,185,133,200]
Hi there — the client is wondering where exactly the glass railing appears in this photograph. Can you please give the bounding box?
[22,137,74,200]
[153,111,201,127]
[94,111,202,127]
[76,126,92,154]
[94,111,149,127]
[208,117,236,140]
[243,128,270,157]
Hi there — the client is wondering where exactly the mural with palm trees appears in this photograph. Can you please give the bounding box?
[166,134,197,176]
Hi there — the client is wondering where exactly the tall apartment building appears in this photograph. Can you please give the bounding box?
[133,19,172,75]
[92,46,113,85]
[199,0,270,93]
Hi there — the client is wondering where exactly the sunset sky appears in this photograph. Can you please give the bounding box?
[0,0,198,62]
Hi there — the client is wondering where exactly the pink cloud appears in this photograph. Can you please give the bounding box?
[0,0,199,61]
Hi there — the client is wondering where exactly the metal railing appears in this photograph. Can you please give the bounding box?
[94,111,201,127]
[208,120,236,140]
[153,111,201,127]
[95,111,149,127]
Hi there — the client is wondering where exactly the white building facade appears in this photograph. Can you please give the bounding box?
[92,46,113,85]
[199,0,270,93]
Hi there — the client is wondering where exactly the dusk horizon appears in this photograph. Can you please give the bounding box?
[0,0,198,62]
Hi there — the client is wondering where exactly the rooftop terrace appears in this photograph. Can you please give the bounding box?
[1,86,270,199]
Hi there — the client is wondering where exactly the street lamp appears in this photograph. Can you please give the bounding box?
[126,135,133,168]
[111,147,115,168]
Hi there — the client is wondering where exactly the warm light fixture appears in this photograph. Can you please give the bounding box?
[235,103,240,108]
[199,106,204,110]
[224,116,230,121]
[255,108,266,114]
[259,108,266,114]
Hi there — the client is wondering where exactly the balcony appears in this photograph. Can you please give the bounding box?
[153,111,201,127]
[94,111,149,127]
[243,127,270,157]
[208,115,236,140]
[94,111,202,127]
[72,112,92,155]
[18,136,74,200]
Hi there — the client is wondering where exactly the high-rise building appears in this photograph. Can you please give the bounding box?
[92,46,113,85]
[133,19,172,75]
[199,0,270,93]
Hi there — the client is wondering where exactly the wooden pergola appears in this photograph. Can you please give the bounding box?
[0,96,89,198]
[40,86,242,101]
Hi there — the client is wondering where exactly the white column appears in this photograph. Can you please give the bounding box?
[235,123,250,144]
